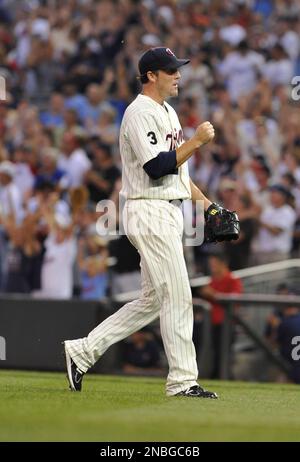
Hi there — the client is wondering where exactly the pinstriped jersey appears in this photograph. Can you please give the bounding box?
[119,94,191,200]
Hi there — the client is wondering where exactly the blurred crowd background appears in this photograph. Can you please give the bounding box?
[0,0,300,302]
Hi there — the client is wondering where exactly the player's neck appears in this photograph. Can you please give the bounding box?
[142,87,165,105]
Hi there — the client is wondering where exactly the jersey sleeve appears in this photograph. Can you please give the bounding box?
[125,111,167,166]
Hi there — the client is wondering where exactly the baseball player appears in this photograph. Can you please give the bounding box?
[64,47,220,398]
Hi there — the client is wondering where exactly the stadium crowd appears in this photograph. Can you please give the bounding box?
[0,0,300,301]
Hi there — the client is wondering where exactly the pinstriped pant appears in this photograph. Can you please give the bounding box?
[65,199,198,396]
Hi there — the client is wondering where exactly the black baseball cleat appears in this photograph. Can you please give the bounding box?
[64,343,84,392]
[175,385,218,399]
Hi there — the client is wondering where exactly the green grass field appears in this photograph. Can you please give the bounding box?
[0,370,299,442]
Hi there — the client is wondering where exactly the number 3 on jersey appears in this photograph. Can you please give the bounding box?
[147,131,157,145]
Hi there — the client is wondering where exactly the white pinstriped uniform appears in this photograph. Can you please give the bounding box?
[65,94,199,396]
[120,94,190,200]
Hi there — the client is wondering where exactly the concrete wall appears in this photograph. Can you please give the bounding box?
[0,297,120,373]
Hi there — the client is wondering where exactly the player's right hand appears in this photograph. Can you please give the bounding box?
[194,121,215,146]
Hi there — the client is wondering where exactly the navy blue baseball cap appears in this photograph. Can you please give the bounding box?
[138,47,190,76]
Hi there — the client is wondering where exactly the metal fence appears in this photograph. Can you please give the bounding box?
[1,260,299,381]
[196,293,300,381]
[112,259,300,382]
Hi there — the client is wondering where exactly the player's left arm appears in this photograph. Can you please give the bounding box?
[189,178,212,211]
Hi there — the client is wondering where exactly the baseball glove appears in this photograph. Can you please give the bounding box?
[204,203,240,243]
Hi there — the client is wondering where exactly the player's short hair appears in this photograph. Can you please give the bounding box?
[140,74,149,84]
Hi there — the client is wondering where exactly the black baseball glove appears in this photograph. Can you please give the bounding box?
[204,203,240,243]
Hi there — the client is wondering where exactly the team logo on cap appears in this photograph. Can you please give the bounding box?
[166,48,175,56]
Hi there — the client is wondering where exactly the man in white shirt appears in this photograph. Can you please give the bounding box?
[218,40,265,103]
[58,131,91,188]
[38,213,76,299]
[0,161,24,224]
[254,184,296,264]
[0,160,25,291]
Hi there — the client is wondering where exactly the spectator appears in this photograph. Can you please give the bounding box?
[277,305,300,384]
[180,51,213,119]
[61,108,82,136]
[26,180,70,219]
[218,40,265,103]
[89,105,119,148]
[200,253,243,379]
[217,177,239,211]
[109,235,141,295]
[2,215,44,294]
[253,184,296,264]
[24,35,58,107]
[225,192,257,270]
[34,147,67,190]
[265,282,290,348]
[79,80,115,130]
[62,82,87,117]
[121,327,164,376]
[265,283,300,384]
[39,92,65,129]
[77,234,108,300]
[11,145,35,198]
[262,44,294,88]
[85,142,120,204]
[219,15,247,46]
[0,160,24,223]
[35,212,76,299]
[243,154,272,206]
[58,130,91,188]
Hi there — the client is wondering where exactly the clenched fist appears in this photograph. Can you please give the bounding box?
[194,121,215,146]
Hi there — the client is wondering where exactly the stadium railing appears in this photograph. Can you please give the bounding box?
[1,259,299,380]
[112,259,300,381]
